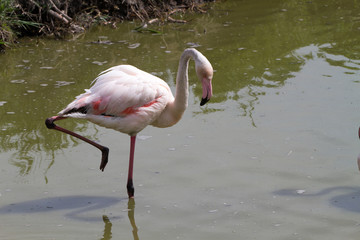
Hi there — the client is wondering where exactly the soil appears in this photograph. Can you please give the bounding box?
[14,0,215,37]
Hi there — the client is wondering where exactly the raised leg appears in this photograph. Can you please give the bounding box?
[127,135,136,198]
[45,116,109,171]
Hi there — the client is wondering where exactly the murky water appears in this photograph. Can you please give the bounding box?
[1,0,360,239]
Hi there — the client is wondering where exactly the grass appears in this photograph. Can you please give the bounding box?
[0,0,40,50]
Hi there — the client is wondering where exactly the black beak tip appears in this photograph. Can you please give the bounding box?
[200,98,209,106]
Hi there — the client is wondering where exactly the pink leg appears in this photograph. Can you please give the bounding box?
[45,116,109,171]
[127,135,136,198]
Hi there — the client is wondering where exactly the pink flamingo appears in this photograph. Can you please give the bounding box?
[45,48,213,198]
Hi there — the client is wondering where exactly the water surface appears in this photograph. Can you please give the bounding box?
[1,0,360,239]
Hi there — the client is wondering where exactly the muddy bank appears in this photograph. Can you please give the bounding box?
[1,0,215,51]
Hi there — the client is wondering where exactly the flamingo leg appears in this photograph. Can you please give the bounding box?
[45,116,109,171]
[127,135,136,198]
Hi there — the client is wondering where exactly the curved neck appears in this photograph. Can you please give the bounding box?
[173,49,197,114]
[151,49,200,128]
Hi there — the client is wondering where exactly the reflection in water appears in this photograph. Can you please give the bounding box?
[128,198,139,240]
[100,199,139,240]
[100,215,113,240]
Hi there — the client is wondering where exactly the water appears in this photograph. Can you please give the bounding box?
[1,0,360,239]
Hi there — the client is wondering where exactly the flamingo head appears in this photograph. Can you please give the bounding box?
[196,58,213,106]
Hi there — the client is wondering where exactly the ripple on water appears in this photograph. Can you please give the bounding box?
[10,79,26,84]
[40,66,54,70]
[92,61,108,66]
[54,81,75,87]
[128,43,140,49]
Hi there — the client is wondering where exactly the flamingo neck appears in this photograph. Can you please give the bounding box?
[152,49,200,128]
[173,49,193,115]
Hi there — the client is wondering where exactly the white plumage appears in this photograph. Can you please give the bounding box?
[60,65,173,135]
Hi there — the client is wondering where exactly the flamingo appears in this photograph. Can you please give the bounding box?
[45,48,213,198]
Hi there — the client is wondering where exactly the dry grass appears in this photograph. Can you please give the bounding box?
[0,0,214,51]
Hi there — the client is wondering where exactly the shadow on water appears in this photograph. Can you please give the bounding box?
[0,195,124,221]
[274,186,360,213]
[0,196,140,240]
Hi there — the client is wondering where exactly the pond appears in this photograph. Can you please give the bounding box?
[1,0,360,239]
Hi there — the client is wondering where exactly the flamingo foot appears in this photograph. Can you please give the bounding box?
[100,147,109,171]
[127,179,135,198]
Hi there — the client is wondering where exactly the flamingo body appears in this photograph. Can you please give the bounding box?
[60,65,174,136]
[45,48,213,198]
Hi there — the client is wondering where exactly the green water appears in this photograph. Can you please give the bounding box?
[1,0,360,239]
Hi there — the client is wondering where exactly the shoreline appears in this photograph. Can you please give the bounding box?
[1,0,215,52]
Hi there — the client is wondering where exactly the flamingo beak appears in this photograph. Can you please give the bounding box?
[200,98,209,106]
[200,78,212,106]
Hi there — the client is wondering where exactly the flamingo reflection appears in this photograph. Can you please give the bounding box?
[128,199,139,240]
[100,215,112,240]
[100,199,139,240]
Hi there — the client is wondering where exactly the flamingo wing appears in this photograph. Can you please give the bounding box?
[60,65,173,120]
